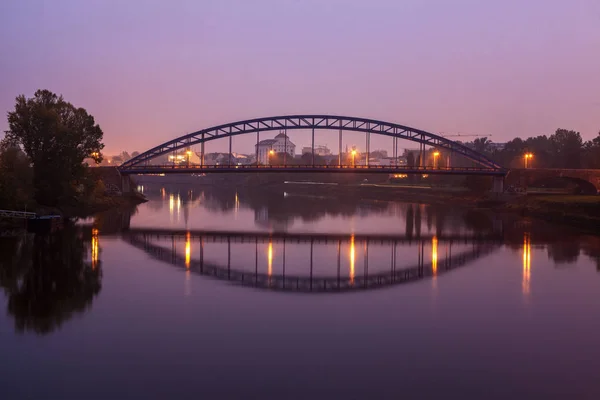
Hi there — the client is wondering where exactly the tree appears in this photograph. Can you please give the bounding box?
[583,132,600,169]
[0,141,34,210]
[120,151,131,161]
[0,228,102,335]
[5,90,104,207]
[473,137,492,154]
[549,129,583,169]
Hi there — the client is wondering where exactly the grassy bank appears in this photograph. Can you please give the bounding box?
[502,195,600,233]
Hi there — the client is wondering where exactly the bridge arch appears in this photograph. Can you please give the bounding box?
[119,115,502,171]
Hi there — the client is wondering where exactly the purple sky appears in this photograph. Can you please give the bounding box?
[1,0,599,155]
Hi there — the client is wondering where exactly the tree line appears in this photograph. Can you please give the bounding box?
[469,129,600,169]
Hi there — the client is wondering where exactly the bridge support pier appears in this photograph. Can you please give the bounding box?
[492,176,504,194]
[121,175,131,194]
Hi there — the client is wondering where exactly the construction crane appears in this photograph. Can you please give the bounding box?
[440,133,492,138]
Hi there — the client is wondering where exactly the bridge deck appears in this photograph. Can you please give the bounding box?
[119,164,507,176]
[0,210,37,219]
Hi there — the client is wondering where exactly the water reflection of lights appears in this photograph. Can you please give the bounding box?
[350,234,355,285]
[268,240,273,277]
[431,235,438,276]
[169,193,181,222]
[185,232,191,268]
[91,228,99,269]
[523,232,531,295]
[234,192,240,216]
[161,187,166,200]
[169,194,174,215]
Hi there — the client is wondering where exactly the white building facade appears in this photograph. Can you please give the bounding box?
[255,133,296,164]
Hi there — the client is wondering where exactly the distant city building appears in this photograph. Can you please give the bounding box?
[255,132,295,164]
[379,157,407,166]
[489,143,506,152]
[301,145,331,156]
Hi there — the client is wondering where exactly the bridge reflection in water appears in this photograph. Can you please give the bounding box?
[123,230,502,293]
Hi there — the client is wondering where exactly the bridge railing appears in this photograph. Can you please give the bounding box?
[0,210,37,219]
[120,164,506,175]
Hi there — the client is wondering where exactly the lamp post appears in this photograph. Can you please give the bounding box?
[433,151,440,168]
[269,149,274,165]
[351,149,357,167]
[186,150,192,167]
[524,153,533,169]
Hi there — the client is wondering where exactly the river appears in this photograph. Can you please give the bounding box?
[1,184,600,399]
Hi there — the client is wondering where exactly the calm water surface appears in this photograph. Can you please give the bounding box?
[1,184,600,399]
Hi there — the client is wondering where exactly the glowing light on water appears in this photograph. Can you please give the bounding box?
[350,235,355,285]
[431,235,438,276]
[268,240,273,277]
[91,228,99,270]
[523,232,531,295]
[185,232,191,268]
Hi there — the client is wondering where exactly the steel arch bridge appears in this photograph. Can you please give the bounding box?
[119,115,504,175]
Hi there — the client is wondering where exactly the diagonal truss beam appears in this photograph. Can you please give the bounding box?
[120,115,502,170]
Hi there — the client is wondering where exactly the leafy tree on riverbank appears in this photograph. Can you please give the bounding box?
[4,90,104,208]
[0,142,34,210]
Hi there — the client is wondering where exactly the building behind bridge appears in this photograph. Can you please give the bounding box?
[256,132,296,164]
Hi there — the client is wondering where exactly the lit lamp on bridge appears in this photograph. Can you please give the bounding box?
[433,151,440,168]
[524,153,533,169]
[186,150,192,167]
[269,149,275,165]
[351,149,357,167]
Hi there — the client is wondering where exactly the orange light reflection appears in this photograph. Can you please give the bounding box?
[523,232,531,295]
[268,240,273,277]
[350,235,355,285]
[431,235,438,277]
[91,228,99,270]
[185,232,191,268]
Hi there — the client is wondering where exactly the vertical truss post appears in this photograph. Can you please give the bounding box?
[395,137,398,166]
[256,130,260,165]
[187,138,191,168]
[311,127,315,167]
[229,134,232,167]
[366,131,370,167]
[419,136,424,168]
[365,129,368,167]
[284,129,287,166]
[338,120,342,167]
[201,133,205,167]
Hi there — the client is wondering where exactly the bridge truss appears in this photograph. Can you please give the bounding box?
[119,115,503,173]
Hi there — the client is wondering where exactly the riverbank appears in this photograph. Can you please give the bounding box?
[266,181,600,233]
[0,192,146,232]
[501,195,600,233]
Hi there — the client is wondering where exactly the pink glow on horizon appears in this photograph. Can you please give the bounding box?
[1,0,599,155]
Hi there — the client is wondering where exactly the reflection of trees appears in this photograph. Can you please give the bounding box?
[91,206,137,234]
[547,242,581,265]
[0,228,102,335]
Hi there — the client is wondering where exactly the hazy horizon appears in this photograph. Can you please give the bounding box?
[1,0,599,155]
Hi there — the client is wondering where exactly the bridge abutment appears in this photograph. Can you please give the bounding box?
[492,176,504,194]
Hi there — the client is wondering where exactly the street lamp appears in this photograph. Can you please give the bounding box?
[269,149,275,165]
[433,151,440,168]
[524,153,533,169]
[186,150,192,167]
[351,149,357,167]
